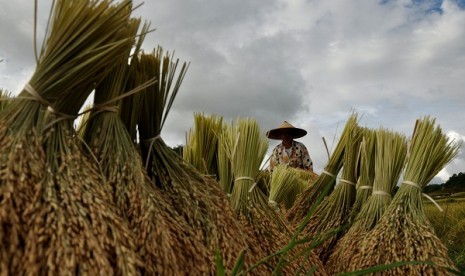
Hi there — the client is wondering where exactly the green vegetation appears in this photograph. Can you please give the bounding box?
[425,172,465,196]
[426,199,465,272]
[423,172,465,271]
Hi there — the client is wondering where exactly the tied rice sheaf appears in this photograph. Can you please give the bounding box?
[325,128,408,274]
[127,48,250,274]
[351,117,460,275]
[0,0,142,274]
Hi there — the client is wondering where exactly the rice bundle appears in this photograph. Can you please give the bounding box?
[238,206,329,276]
[132,48,250,274]
[79,21,197,274]
[295,168,319,185]
[348,127,377,223]
[225,117,269,216]
[269,165,307,210]
[217,121,234,194]
[218,118,327,275]
[352,116,460,275]
[183,112,223,177]
[299,122,362,263]
[222,117,288,233]
[0,0,141,274]
[287,113,359,225]
[326,128,407,274]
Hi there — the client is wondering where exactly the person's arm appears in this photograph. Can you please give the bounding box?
[301,144,313,171]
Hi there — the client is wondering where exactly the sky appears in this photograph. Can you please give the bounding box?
[0,0,464,184]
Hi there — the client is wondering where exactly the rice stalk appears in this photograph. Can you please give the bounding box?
[269,165,304,210]
[299,122,363,263]
[239,206,329,276]
[133,48,250,274]
[352,116,461,275]
[79,19,205,274]
[348,127,377,223]
[217,121,234,194]
[225,117,269,217]
[218,118,327,275]
[183,112,223,177]
[326,128,408,274]
[0,0,140,274]
[286,112,359,225]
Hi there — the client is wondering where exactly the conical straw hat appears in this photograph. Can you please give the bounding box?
[266,121,307,140]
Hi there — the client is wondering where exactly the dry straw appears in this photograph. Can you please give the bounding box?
[0,0,141,274]
[352,116,461,275]
[299,122,363,263]
[326,128,408,274]
[287,112,359,225]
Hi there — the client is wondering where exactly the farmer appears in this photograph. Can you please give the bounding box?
[266,121,313,172]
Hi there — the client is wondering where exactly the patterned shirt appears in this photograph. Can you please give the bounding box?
[270,141,313,171]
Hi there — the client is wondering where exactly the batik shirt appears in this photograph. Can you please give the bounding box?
[270,141,313,171]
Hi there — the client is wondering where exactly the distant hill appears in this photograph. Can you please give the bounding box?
[424,172,465,197]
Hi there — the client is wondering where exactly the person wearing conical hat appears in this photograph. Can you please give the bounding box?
[266,121,313,172]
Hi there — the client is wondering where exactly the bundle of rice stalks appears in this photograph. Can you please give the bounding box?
[0,0,141,274]
[80,21,199,275]
[218,118,328,275]
[183,112,223,177]
[217,121,234,194]
[220,117,288,230]
[269,165,308,210]
[326,128,407,274]
[299,122,362,263]
[295,168,319,185]
[223,117,269,216]
[287,112,359,225]
[352,116,461,275]
[238,206,329,276]
[132,48,250,274]
[348,127,377,223]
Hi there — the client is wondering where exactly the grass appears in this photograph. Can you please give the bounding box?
[425,197,465,272]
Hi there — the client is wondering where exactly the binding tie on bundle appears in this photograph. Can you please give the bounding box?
[372,190,391,197]
[402,180,443,212]
[340,178,356,186]
[42,105,77,132]
[402,180,421,189]
[359,186,373,190]
[143,135,162,169]
[234,177,257,193]
[90,105,119,117]
[268,200,278,208]
[322,170,335,178]
[24,83,50,106]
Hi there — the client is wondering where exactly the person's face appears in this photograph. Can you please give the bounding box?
[280,133,293,144]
